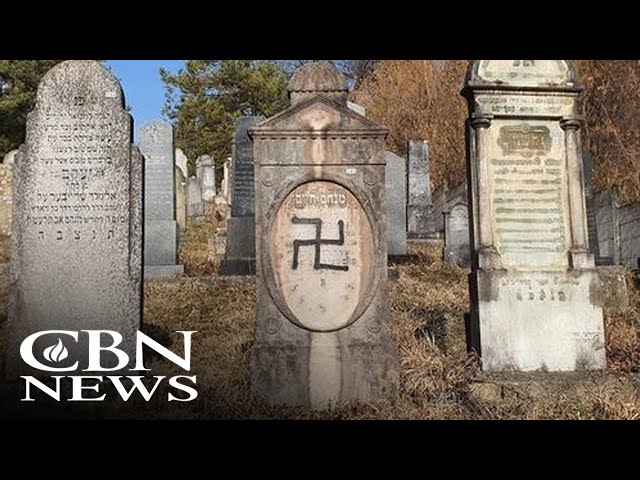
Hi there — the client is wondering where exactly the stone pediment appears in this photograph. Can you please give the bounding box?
[467,60,580,91]
[250,95,387,138]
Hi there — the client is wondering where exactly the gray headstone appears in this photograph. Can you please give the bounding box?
[6,60,142,377]
[175,166,187,232]
[196,154,216,202]
[444,203,470,267]
[175,148,188,178]
[251,61,398,408]
[407,140,435,238]
[139,121,183,279]
[220,116,264,276]
[385,151,407,256]
[464,60,605,372]
[187,176,203,217]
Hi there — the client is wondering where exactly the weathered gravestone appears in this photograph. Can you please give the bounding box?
[175,148,188,179]
[175,166,187,232]
[221,157,230,203]
[220,116,264,275]
[250,61,398,408]
[582,151,610,264]
[196,154,216,202]
[407,140,435,238]
[6,61,142,377]
[385,151,407,256]
[444,203,470,267]
[463,60,606,372]
[187,176,203,217]
[139,121,183,279]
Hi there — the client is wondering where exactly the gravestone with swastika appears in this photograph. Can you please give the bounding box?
[251,61,398,408]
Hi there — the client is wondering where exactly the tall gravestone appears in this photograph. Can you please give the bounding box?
[140,121,183,279]
[221,158,230,202]
[175,166,187,232]
[407,140,435,238]
[6,61,142,376]
[250,61,398,408]
[463,60,606,372]
[175,148,188,178]
[196,154,216,202]
[220,116,264,275]
[444,203,470,267]
[187,176,203,217]
[385,151,407,256]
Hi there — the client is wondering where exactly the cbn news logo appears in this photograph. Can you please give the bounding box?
[19,330,197,402]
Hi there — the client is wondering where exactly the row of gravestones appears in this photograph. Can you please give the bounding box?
[3,60,607,410]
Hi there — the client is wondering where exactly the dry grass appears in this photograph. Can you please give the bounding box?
[2,222,640,419]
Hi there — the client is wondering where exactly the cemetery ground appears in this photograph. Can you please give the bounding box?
[1,218,640,419]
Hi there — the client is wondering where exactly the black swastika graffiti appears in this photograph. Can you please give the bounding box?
[291,216,349,272]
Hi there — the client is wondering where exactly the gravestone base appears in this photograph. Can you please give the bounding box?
[144,221,179,264]
[469,268,606,372]
[144,264,184,279]
[251,331,398,408]
[221,216,255,276]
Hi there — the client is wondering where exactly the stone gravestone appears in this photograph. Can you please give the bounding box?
[250,61,398,408]
[187,176,203,217]
[139,121,183,279]
[444,203,470,266]
[196,154,216,202]
[463,60,606,372]
[175,166,187,232]
[175,148,188,179]
[221,157,230,203]
[6,60,142,376]
[385,151,407,256]
[220,116,264,275]
[407,140,435,238]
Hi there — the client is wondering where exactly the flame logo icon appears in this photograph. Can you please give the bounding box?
[43,338,69,363]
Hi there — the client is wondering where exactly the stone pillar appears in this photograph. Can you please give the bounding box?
[463,60,605,372]
[220,116,265,276]
[406,140,435,238]
[140,121,184,279]
[250,61,398,408]
[385,151,407,256]
[187,176,203,217]
[197,154,216,202]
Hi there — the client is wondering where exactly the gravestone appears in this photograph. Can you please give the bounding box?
[196,154,216,202]
[444,203,470,266]
[175,166,187,232]
[221,157,230,203]
[407,140,435,238]
[251,61,398,408]
[6,60,142,377]
[175,148,188,178]
[139,121,183,279]
[187,176,203,217]
[0,162,13,236]
[220,116,264,275]
[385,151,407,256]
[463,60,606,372]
